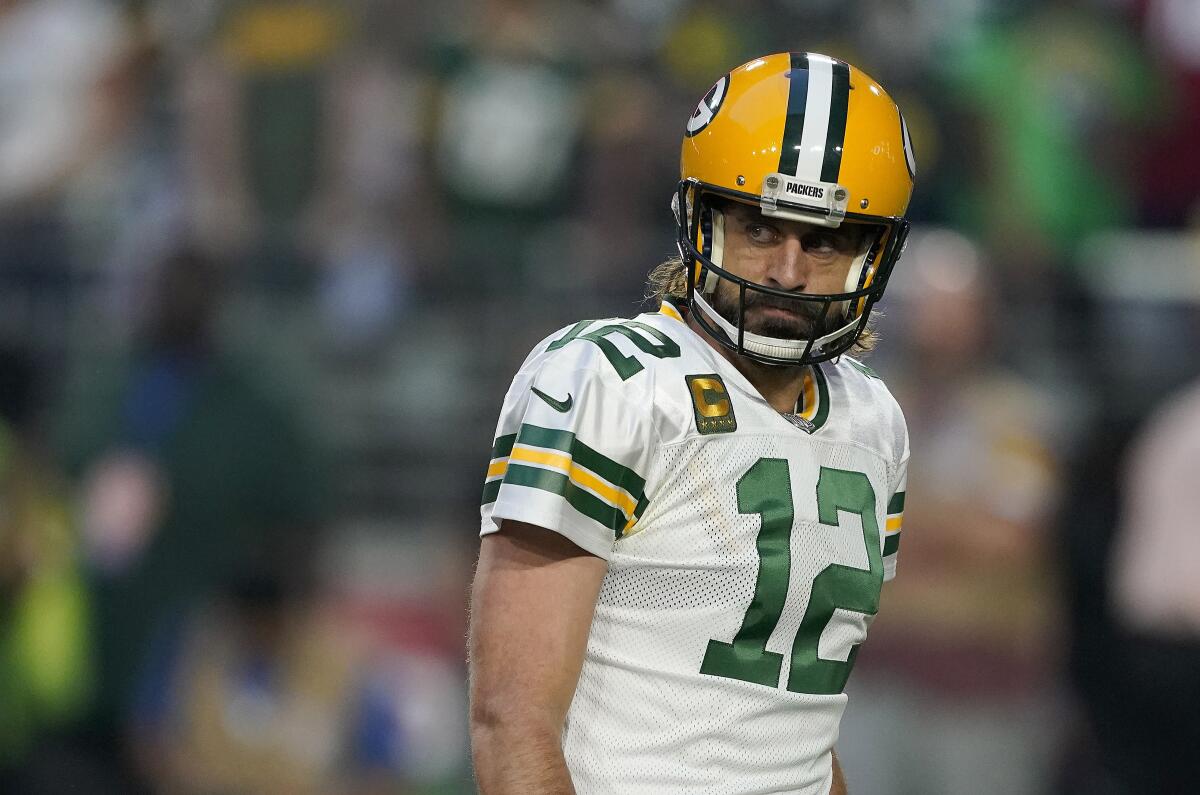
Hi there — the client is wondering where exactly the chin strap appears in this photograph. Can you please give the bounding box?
[691,289,861,362]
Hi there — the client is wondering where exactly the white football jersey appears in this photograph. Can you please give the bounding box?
[480,301,909,794]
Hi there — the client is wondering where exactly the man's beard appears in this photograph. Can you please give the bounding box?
[711,284,837,340]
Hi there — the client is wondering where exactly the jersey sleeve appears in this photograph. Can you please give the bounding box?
[479,352,658,561]
[882,410,910,582]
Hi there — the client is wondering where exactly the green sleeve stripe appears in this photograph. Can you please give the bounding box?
[883,533,900,556]
[516,424,647,497]
[887,491,906,514]
[491,433,517,459]
[573,438,647,498]
[481,480,502,506]
[503,463,628,531]
[515,423,574,455]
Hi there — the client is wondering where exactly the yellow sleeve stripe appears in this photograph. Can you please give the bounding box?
[486,458,509,480]
[885,514,903,533]
[509,445,639,517]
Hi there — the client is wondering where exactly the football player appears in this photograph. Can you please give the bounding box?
[470,52,915,794]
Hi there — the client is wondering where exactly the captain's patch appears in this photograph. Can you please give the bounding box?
[686,374,737,435]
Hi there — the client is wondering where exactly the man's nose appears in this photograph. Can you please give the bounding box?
[767,235,812,291]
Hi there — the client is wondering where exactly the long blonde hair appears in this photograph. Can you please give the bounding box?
[645,255,879,356]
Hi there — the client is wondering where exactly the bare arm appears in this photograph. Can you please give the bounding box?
[469,520,609,794]
[830,749,847,795]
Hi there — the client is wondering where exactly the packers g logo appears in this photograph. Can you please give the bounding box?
[686,374,737,435]
[685,75,729,137]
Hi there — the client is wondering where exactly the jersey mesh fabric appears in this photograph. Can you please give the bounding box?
[563,431,893,794]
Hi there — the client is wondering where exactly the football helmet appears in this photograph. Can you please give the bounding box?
[676,52,915,366]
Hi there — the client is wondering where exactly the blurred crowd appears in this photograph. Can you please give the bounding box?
[0,0,1198,792]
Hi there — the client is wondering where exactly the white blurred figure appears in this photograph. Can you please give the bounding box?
[1114,380,1200,637]
[0,0,134,352]
[1093,376,1200,789]
[0,0,129,208]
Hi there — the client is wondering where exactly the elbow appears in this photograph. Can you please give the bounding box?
[470,695,570,792]
[469,671,507,735]
[469,696,504,739]
[469,689,520,751]
[469,693,561,747]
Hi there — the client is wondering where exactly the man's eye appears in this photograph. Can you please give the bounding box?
[747,224,778,243]
[801,233,838,254]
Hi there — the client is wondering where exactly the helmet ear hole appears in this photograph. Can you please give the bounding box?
[842,225,889,321]
[860,230,884,286]
[699,206,713,260]
[692,193,728,295]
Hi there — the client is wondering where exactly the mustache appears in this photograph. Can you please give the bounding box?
[742,293,829,320]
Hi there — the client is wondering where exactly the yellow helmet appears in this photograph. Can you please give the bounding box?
[675,52,916,366]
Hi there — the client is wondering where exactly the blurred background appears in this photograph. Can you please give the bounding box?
[0,0,1197,792]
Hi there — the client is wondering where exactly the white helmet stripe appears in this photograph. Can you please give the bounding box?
[793,54,835,181]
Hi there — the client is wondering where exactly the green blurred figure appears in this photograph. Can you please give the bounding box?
[944,0,1157,268]
[52,245,327,790]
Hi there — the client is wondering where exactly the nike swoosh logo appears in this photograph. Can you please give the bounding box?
[531,386,573,413]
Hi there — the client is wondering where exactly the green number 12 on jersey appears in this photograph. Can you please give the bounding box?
[700,458,883,695]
